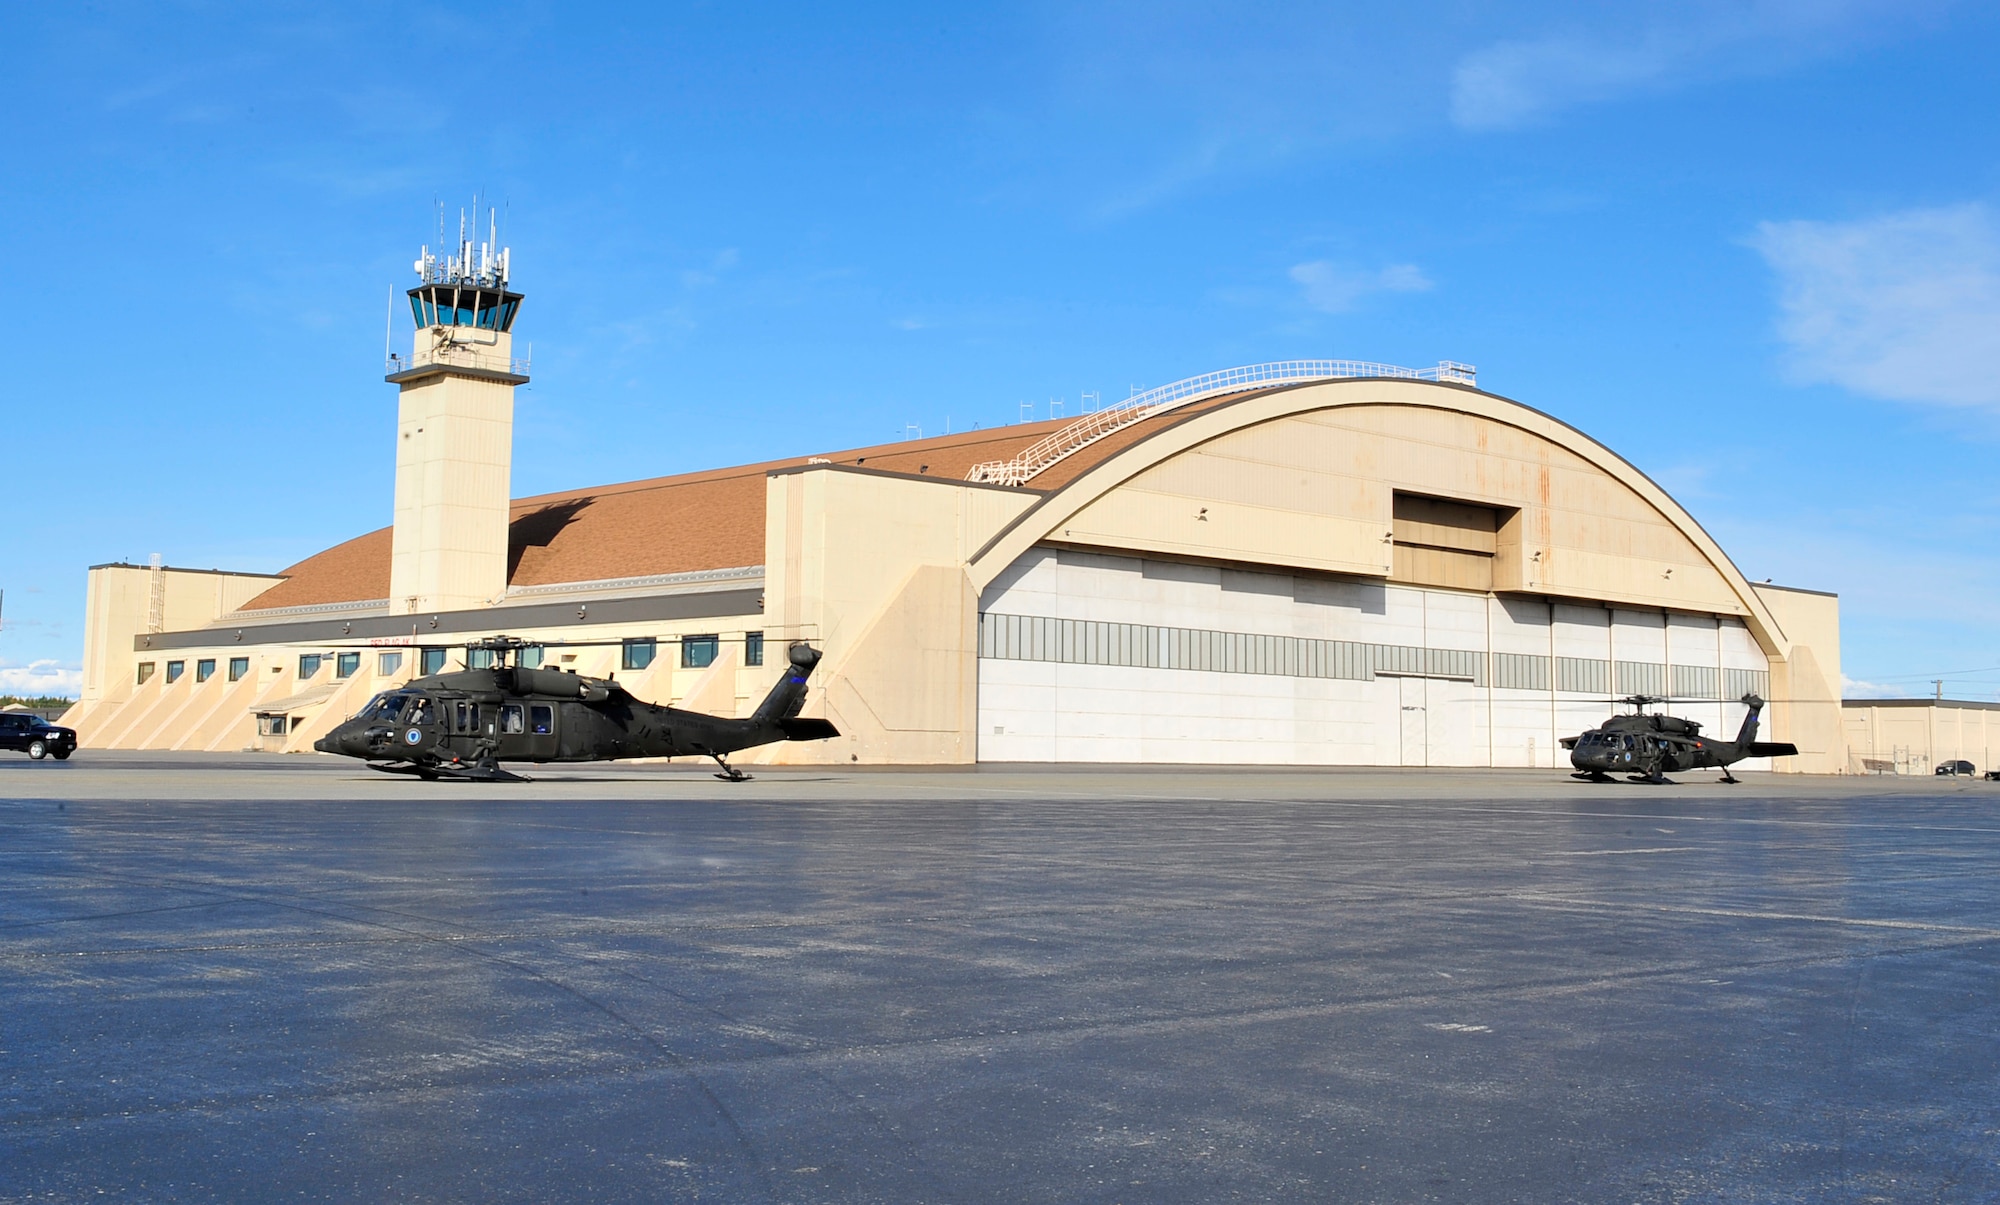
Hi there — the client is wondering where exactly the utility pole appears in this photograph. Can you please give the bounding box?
[1934,679,1945,701]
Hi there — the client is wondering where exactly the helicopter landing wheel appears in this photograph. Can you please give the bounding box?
[710,754,750,782]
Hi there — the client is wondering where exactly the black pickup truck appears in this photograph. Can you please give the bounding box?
[0,712,77,760]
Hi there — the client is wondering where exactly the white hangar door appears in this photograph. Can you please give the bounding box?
[1393,675,1484,768]
[976,547,1492,766]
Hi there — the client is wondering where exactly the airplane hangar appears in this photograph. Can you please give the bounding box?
[65,236,1844,772]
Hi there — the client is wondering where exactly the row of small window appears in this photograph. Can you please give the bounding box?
[620,633,763,671]
[140,650,416,686]
[142,651,373,686]
[140,634,765,686]
[140,657,250,686]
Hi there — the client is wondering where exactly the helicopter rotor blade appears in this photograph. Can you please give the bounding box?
[259,632,777,652]
[1567,696,1829,703]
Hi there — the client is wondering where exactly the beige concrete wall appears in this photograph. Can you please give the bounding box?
[389,328,516,614]
[1051,404,1752,619]
[86,606,775,753]
[70,565,282,740]
[759,467,1037,764]
[1749,584,1843,774]
[1844,702,2000,774]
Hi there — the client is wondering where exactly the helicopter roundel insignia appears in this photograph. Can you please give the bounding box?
[404,728,423,745]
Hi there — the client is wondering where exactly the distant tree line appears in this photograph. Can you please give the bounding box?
[0,695,74,710]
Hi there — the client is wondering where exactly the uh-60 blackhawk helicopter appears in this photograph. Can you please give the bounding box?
[1562,693,1798,784]
[314,635,837,781]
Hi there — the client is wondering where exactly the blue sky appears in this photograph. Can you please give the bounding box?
[3,1,1998,700]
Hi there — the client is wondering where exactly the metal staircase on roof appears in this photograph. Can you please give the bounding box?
[964,359,1476,487]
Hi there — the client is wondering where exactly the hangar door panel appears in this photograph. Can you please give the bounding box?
[978,547,1493,766]
[1424,677,1485,767]
[1397,676,1426,767]
[1488,597,1556,767]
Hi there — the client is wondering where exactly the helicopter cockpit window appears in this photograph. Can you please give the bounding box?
[361,693,408,722]
[499,704,525,735]
[407,697,437,726]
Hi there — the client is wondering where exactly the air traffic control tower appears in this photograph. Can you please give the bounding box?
[384,210,527,615]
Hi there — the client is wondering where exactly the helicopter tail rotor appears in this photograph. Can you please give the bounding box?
[750,644,831,731]
[1734,694,1765,746]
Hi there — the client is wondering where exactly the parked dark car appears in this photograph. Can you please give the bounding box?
[1936,759,1976,777]
[0,712,76,760]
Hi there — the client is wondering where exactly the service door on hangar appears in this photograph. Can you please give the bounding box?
[1393,674,1483,768]
[1396,676,1426,767]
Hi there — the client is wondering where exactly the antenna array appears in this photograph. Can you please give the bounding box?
[414,194,511,287]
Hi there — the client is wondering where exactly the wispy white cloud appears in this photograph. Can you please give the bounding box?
[1289,260,1432,313]
[1751,203,2000,410]
[1706,504,2000,699]
[1453,35,1681,131]
[1842,673,2000,702]
[0,660,81,699]
[1840,676,1914,700]
[679,247,739,289]
[1449,1,1930,131]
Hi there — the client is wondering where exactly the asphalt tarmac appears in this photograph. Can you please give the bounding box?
[3,753,1998,1203]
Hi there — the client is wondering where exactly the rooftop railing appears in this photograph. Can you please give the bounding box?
[965,359,1476,486]
[385,344,531,378]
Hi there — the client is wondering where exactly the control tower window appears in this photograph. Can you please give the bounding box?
[408,286,522,332]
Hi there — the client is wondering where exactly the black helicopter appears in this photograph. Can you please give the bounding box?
[314,635,837,781]
[1561,693,1798,783]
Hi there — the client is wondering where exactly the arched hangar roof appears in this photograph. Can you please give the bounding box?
[966,378,1792,659]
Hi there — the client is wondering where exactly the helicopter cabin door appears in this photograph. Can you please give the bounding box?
[398,695,445,758]
[497,701,560,761]
[446,701,488,758]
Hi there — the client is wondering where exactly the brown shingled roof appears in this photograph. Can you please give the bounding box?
[241,419,1062,611]
[239,393,1284,613]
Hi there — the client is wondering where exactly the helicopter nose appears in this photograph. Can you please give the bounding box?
[315,723,382,758]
